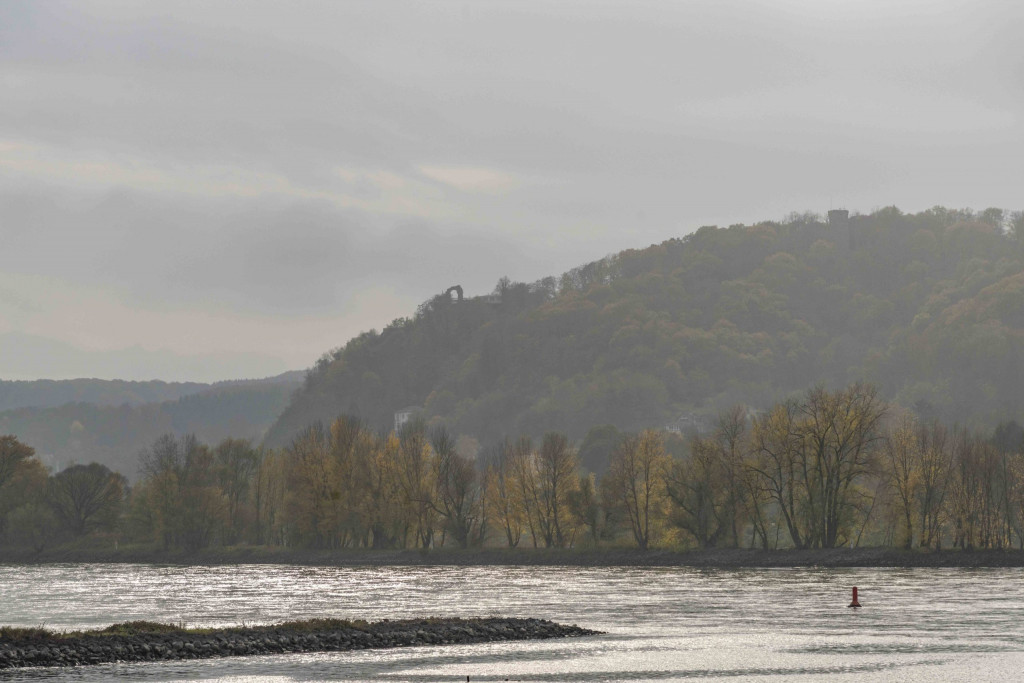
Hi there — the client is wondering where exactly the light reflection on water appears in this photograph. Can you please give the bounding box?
[1,563,1023,682]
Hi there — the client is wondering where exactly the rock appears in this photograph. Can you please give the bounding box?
[0,618,601,670]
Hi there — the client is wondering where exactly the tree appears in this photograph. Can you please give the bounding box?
[214,438,258,545]
[430,426,482,548]
[284,423,338,548]
[395,419,437,549]
[917,421,951,549]
[510,436,543,547]
[135,433,225,551]
[484,439,525,548]
[711,407,750,546]
[0,435,35,490]
[136,433,185,548]
[46,463,126,537]
[177,436,225,551]
[666,433,727,548]
[882,416,920,549]
[606,430,669,549]
[795,384,886,548]
[252,447,287,545]
[749,401,807,548]
[577,425,623,475]
[533,433,579,547]
[569,472,613,546]
[748,384,886,549]
[0,440,48,548]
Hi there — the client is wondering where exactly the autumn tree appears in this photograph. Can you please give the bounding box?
[606,429,669,549]
[362,431,407,549]
[395,419,437,549]
[532,432,579,547]
[510,436,543,547]
[284,423,339,548]
[252,447,287,545]
[484,438,525,547]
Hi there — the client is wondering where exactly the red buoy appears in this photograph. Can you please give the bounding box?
[848,586,861,608]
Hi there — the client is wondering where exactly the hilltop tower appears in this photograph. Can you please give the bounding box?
[828,209,856,249]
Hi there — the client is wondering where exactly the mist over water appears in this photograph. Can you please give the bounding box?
[1,564,1022,681]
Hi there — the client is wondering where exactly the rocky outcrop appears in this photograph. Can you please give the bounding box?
[0,617,599,669]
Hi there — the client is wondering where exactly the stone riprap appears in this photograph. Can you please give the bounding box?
[0,617,599,669]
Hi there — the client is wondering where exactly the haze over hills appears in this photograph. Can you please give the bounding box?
[5,206,1024,473]
[266,206,1024,447]
[0,378,210,412]
[0,372,302,477]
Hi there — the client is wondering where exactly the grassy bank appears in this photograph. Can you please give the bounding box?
[3,545,1024,568]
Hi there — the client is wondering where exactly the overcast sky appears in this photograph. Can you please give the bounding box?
[2,0,1021,381]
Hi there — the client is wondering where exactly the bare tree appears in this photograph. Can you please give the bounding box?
[607,430,668,550]
[430,426,482,548]
[484,438,525,547]
[533,433,579,547]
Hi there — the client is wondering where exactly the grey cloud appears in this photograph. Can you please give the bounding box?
[0,331,287,382]
[2,0,1023,380]
[0,185,540,317]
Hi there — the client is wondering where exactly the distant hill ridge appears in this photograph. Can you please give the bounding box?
[0,371,304,412]
[0,378,208,412]
[0,372,303,477]
[265,206,1024,447]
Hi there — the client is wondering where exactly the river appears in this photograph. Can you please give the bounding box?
[1,563,1022,681]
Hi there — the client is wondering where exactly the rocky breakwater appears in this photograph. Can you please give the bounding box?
[0,617,600,669]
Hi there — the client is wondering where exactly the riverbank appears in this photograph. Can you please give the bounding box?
[3,545,1024,567]
[0,617,598,669]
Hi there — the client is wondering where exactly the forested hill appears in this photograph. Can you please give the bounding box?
[266,207,1024,447]
[0,373,303,477]
[0,378,209,412]
[0,372,306,412]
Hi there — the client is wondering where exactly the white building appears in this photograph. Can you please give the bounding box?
[394,406,420,434]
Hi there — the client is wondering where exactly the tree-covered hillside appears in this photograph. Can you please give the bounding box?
[0,378,210,412]
[0,376,301,478]
[266,207,1024,447]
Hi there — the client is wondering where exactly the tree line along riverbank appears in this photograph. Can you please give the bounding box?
[6,382,1024,557]
[0,617,599,669]
[3,546,1024,568]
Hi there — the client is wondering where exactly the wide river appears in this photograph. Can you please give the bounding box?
[0,563,1022,681]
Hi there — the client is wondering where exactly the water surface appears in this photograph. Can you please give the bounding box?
[1,563,1021,681]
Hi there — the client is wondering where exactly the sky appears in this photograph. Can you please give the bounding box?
[1,0,1022,382]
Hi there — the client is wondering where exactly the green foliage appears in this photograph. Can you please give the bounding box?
[268,206,1024,445]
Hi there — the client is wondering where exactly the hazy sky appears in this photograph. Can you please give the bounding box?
[2,0,1021,381]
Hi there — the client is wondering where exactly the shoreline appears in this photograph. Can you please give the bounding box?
[0,617,598,669]
[3,546,1024,568]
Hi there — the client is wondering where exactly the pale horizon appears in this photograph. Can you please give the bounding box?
[3,0,1021,382]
